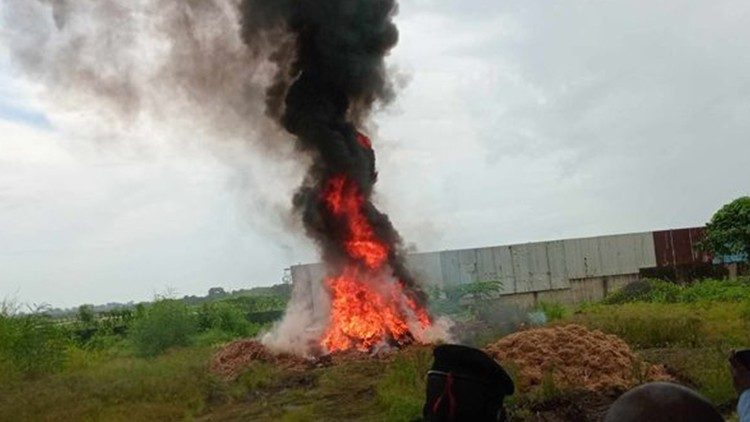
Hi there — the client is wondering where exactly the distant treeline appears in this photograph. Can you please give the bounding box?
[46,283,293,318]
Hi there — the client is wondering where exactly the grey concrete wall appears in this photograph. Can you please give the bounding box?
[290,231,658,312]
[400,231,655,294]
[477,273,640,310]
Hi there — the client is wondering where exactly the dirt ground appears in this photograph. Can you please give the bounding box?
[509,390,621,421]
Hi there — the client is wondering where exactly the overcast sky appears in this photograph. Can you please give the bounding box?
[1,0,748,308]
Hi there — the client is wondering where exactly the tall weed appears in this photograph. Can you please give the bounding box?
[376,347,432,421]
[641,347,736,407]
[0,312,69,380]
[605,278,750,304]
[537,302,568,321]
[197,302,252,337]
[570,302,750,348]
[130,300,197,357]
[0,347,216,421]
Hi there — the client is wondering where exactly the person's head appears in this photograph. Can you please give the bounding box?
[604,382,722,422]
[730,349,750,394]
[423,344,514,422]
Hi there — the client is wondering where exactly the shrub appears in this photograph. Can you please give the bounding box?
[197,302,252,337]
[428,281,505,317]
[536,302,568,321]
[680,278,750,302]
[605,280,653,304]
[129,300,197,357]
[0,312,69,379]
[604,279,681,304]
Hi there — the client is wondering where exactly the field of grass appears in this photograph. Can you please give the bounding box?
[567,278,750,411]
[568,302,743,408]
[1,277,749,420]
[0,347,215,421]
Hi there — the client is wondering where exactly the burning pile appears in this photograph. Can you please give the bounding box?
[319,174,432,352]
[484,324,670,392]
[240,0,438,354]
[11,0,441,356]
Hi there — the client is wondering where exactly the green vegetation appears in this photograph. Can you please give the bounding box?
[604,277,750,304]
[0,284,289,381]
[572,303,704,347]
[570,278,750,409]
[535,301,568,322]
[130,299,198,357]
[0,285,291,420]
[2,277,748,420]
[0,347,215,421]
[428,280,504,316]
[571,301,743,407]
[702,196,750,258]
[0,309,69,381]
[376,347,433,420]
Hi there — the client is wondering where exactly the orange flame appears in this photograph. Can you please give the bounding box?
[320,172,431,352]
[323,174,389,269]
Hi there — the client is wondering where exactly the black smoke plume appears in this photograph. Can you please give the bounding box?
[239,0,427,306]
[2,0,427,307]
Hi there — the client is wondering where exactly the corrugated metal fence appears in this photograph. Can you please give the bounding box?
[405,232,656,295]
[289,227,717,313]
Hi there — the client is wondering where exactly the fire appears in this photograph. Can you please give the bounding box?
[320,169,431,353]
[323,174,389,269]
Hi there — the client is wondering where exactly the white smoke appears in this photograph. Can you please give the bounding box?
[261,272,330,357]
[411,315,455,345]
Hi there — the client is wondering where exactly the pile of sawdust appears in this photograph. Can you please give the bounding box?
[210,340,309,380]
[484,324,670,392]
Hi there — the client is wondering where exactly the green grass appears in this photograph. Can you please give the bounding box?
[571,301,750,348]
[570,299,749,409]
[570,303,703,347]
[605,277,750,305]
[4,278,749,420]
[640,347,736,408]
[0,346,217,421]
[376,347,433,421]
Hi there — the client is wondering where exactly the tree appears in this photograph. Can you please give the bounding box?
[702,196,750,259]
[76,305,95,325]
[129,299,197,357]
[207,287,227,298]
[428,280,504,316]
